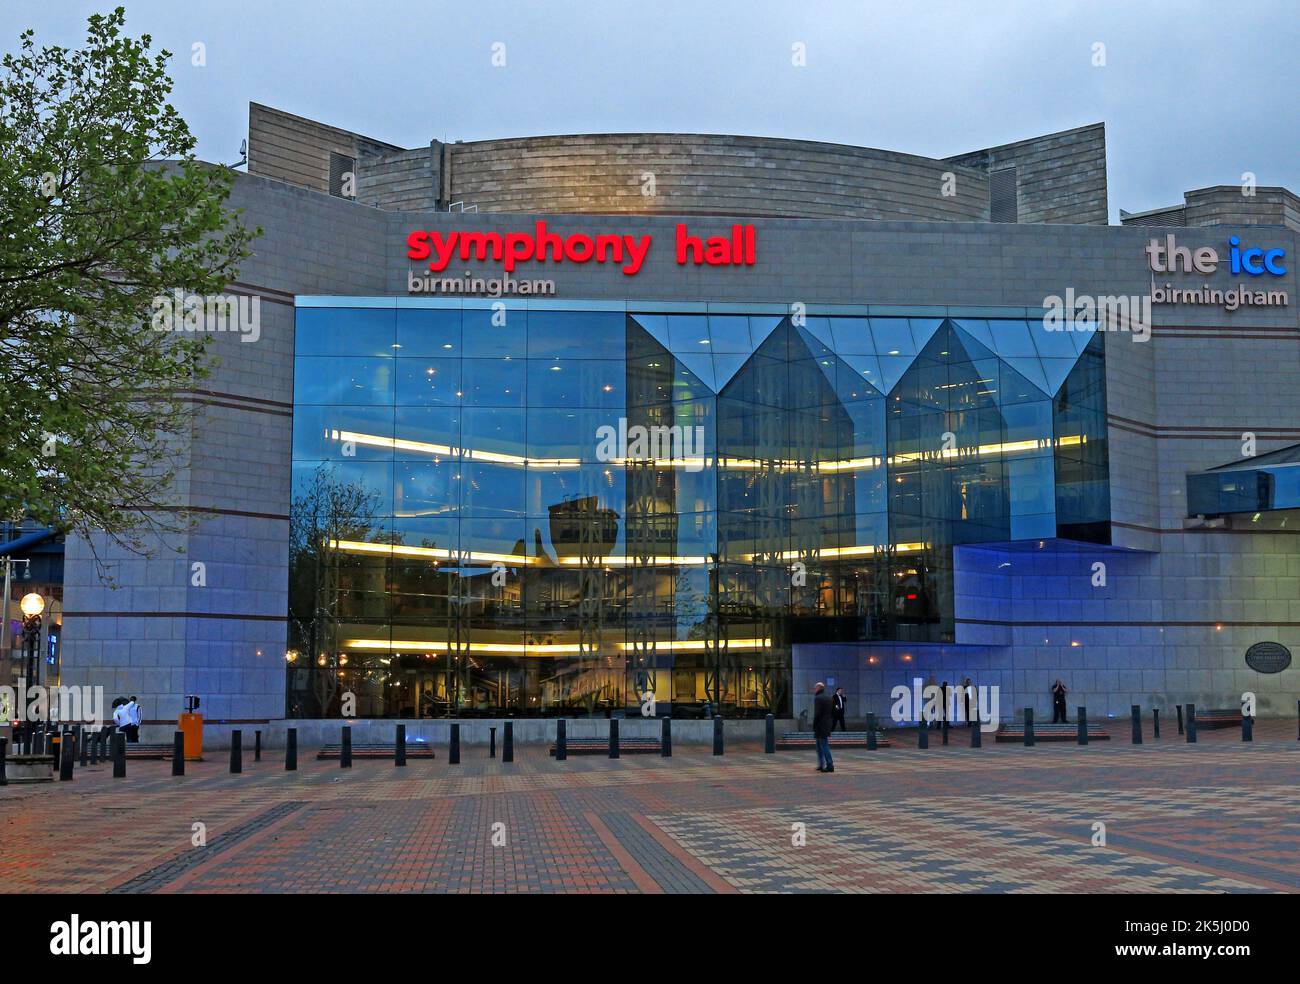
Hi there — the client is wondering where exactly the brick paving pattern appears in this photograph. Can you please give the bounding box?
[1,721,1296,893]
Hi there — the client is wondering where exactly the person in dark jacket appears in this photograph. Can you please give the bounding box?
[832,687,847,731]
[1051,679,1068,723]
[812,683,835,773]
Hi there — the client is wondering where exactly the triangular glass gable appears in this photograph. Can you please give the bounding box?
[671,349,716,391]
[711,352,751,390]
[838,354,885,396]
[629,313,674,352]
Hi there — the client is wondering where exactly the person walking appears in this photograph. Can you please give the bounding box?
[1051,679,1068,724]
[832,687,847,732]
[813,682,835,773]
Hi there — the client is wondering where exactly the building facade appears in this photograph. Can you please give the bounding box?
[54,105,1300,735]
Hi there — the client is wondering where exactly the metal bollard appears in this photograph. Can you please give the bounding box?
[661,716,671,758]
[917,721,929,749]
[255,729,262,762]
[395,724,406,767]
[1186,703,1197,743]
[112,733,126,778]
[1176,704,1184,735]
[90,730,100,765]
[712,715,723,756]
[609,718,620,759]
[0,737,6,786]
[764,713,775,754]
[448,723,460,765]
[1077,707,1088,746]
[1131,705,1142,744]
[489,726,497,759]
[79,729,89,768]
[867,713,878,751]
[503,721,513,763]
[1243,714,1253,742]
[941,716,949,746]
[970,717,981,748]
[172,731,185,776]
[1153,708,1160,739]
[230,730,242,773]
[341,726,352,768]
[1024,707,1035,747]
[59,731,74,781]
[555,719,566,761]
[285,728,298,770]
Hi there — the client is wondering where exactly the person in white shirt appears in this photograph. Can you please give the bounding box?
[112,699,131,735]
[124,696,141,743]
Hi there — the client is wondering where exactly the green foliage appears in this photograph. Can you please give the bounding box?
[0,7,256,555]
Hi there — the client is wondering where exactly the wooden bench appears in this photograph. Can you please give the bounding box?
[548,738,662,756]
[996,723,1110,742]
[123,743,174,759]
[316,742,436,760]
[1195,708,1244,730]
[775,731,892,750]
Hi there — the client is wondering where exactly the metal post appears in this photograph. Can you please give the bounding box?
[1186,703,1197,743]
[285,727,298,770]
[1242,714,1253,742]
[254,729,262,762]
[90,729,99,765]
[917,721,929,749]
[58,730,74,781]
[941,716,949,745]
[712,715,723,756]
[79,729,88,767]
[764,713,775,754]
[1131,705,1142,744]
[230,730,242,773]
[489,726,496,759]
[1077,707,1088,745]
[448,723,460,765]
[661,716,671,757]
[970,716,981,748]
[609,718,620,759]
[1176,704,1184,735]
[341,726,352,768]
[395,724,406,767]
[0,737,6,786]
[172,731,185,776]
[555,719,566,761]
[503,721,513,763]
[867,713,877,751]
[112,733,126,778]
[1153,708,1160,739]
[1024,707,1035,747]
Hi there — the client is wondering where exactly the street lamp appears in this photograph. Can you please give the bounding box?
[18,592,44,743]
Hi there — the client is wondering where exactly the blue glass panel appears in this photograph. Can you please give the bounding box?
[672,349,717,391]
[460,462,525,517]
[461,357,525,407]
[707,316,753,352]
[295,357,394,405]
[666,315,712,353]
[909,318,944,351]
[526,359,625,408]
[292,405,394,460]
[987,320,1038,357]
[954,318,994,351]
[394,407,461,457]
[1027,319,1079,360]
[1040,358,1078,396]
[395,358,461,406]
[711,352,751,390]
[876,355,916,394]
[296,308,395,357]
[527,311,625,360]
[1002,356,1050,395]
[462,408,526,456]
[829,317,873,354]
[395,309,460,356]
[463,307,526,358]
[628,314,672,351]
[395,458,463,517]
[870,318,917,357]
[292,460,394,516]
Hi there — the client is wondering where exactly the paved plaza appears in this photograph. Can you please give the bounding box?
[2,722,1297,894]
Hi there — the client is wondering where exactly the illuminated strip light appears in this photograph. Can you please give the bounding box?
[328,430,580,469]
[743,542,928,562]
[329,429,1084,474]
[340,638,771,654]
[557,555,709,566]
[330,539,706,567]
[328,538,540,566]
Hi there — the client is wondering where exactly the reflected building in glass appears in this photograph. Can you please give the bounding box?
[288,302,1108,719]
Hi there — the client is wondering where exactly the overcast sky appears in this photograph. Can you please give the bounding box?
[7,1,1298,222]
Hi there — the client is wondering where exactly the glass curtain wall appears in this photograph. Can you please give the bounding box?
[288,306,1108,717]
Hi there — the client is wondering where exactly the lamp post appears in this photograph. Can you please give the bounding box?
[18,592,44,744]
